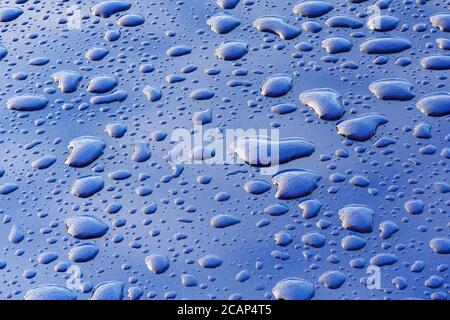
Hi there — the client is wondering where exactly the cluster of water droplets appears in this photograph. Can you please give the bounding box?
[0,0,448,300]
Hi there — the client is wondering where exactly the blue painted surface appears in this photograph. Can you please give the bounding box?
[0,0,448,300]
